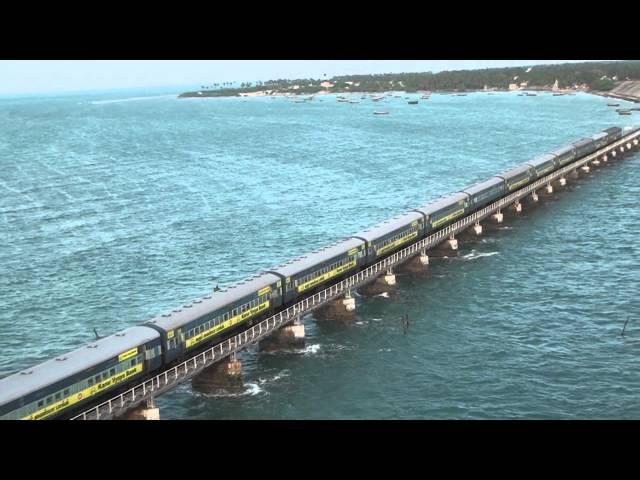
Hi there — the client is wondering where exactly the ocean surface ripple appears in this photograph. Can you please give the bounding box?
[0,90,638,419]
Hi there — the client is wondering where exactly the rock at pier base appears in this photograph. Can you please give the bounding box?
[427,237,459,258]
[191,356,243,394]
[358,270,396,296]
[259,321,305,351]
[123,398,160,421]
[397,252,429,273]
[314,292,356,320]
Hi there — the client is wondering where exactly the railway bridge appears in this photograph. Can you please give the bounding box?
[66,127,640,420]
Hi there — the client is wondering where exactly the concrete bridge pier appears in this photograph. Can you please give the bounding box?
[580,164,591,174]
[123,397,160,421]
[427,235,459,258]
[570,169,580,179]
[314,290,357,320]
[611,149,617,158]
[509,200,523,214]
[191,353,243,394]
[259,317,305,351]
[358,269,397,296]
[558,177,567,187]
[482,210,504,232]
[633,138,639,150]
[397,251,429,273]
[530,190,539,202]
[459,222,483,241]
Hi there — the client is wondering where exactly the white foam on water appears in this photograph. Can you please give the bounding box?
[462,251,499,261]
[303,344,321,355]
[244,382,264,396]
[375,292,390,298]
[197,382,265,398]
[258,369,291,384]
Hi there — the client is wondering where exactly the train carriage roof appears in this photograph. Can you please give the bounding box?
[267,237,364,278]
[415,192,469,217]
[462,176,505,197]
[602,127,621,135]
[0,326,159,407]
[527,153,557,168]
[572,137,594,148]
[591,132,608,141]
[148,272,281,332]
[496,163,533,180]
[548,144,576,156]
[351,211,423,242]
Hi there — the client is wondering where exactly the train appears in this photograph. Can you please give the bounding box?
[0,125,636,420]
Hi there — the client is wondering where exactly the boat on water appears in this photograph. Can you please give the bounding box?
[408,100,419,105]
[373,111,389,115]
[456,93,467,96]
[607,103,620,107]
[618,111,632,115]
[552,93,565,96]
[349,100,361,104]
[526,93,537,96]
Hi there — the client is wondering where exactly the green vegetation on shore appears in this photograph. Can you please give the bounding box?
[178,61,640,98]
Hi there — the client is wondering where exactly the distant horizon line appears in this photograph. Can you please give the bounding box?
[0,60,622,97]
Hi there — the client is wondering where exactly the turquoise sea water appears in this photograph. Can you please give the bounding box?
[0,89,638,419]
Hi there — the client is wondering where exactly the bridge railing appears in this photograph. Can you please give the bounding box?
[71,129,639,420]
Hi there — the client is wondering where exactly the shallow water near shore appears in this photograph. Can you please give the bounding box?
[1,90,639,419]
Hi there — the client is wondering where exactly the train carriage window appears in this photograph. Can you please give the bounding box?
[55,392,61,400]
[95,375,101,383]
[46,397,53,405]
[64,389,69,396]
[110,368,115,377]
[88,378,94,387]
[131,358,137,366]
[38,400,44,408]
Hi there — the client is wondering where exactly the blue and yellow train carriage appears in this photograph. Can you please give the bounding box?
[146,272,282,363]
[415,192,470,234]
[572,137,596,158]
[548,144,577,167]
[268,238,366,304]
[590,132,610,151]
[352,211,425,262]
[526,153,559,178]
[601,127,622,144]
[0,326,161,420]
[496,164,536,192]
[462,177,506,210]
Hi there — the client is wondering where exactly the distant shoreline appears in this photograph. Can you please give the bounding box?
[177,87,626,99]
